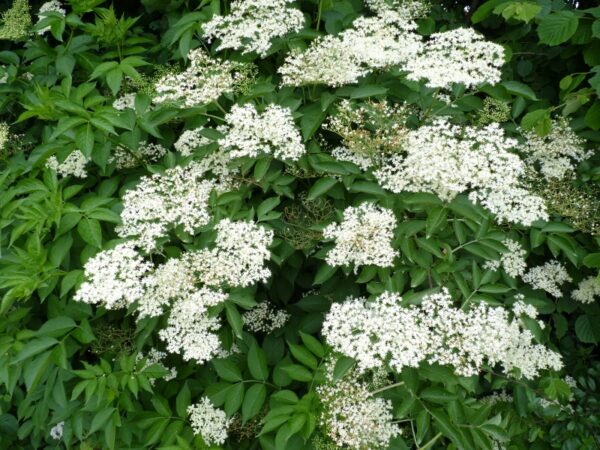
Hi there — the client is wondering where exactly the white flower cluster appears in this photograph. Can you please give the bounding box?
[202,0,304,57]
[317,376,400,449]
[159,287,227,362]
[188,397,231,445]
[484,238,527,278]
[136,348,178,384]
[74,242,152,310]
[116,161,228,251]
[374,118,548,226]
[323,203,397,269]
[0,122,8,150]
[522,118,591,180]
[174,128,212,157]
[112,93,136,111]
[188,218,274,288]
[512,298,539,320]
[49,421,64,440]
[75,217,273,362]
[279,11,420,87]
[331,146,373,171]
[522,260,572,298]
[405,27,505,89]
[37,1,65,35]
[218,103,305,161]
[322,289,563,379]
[365,0,431,19]
[480,390,513,406]
[153,48,248,108]
[45,150,89,178]
[572,276,600,304]
[109,141,167,170]
[243,302,290,333]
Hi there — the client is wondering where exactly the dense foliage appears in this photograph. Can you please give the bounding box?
[1,0,600,449]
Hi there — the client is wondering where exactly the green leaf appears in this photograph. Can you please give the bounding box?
[36,317,77,337]
[225,382,245,415]
[248,342,269,381]
[575,315,600,344]
[287,343,318,370]
[299,332,325,358]
[501,80,538,100]
[281,364,313,382]
[537,11,579,46]
[307,177,337,200]
[13,337,58,363]
[225,302,243,338]
[213,359,243,382]
[89,407,115,435]
[242,384,267,423]
[77,218,102,248]
[584,101,600,130]
[332,356,355,382]
[176,382,191,418]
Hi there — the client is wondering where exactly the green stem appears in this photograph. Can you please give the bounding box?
[370,381,404,395]
[419,432,442,450]
[316,0,323,31]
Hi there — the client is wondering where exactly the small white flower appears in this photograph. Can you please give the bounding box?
[49,421,64,440]
[37,0,65,35]
[202,0,305,57]
[46,150,89,178]
[405,27,505,89]
[153,48,249,108]
[74,242,152,310]
[323,203,397,269]
[112,93,136,111]
[218,103,305,161]
[522,118,591,180]
[523,260,572,298]
[243,302,290,333]
[188,397,231,445]
[572,276,600,304]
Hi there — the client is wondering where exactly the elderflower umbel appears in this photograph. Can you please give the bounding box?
[323,203,397,269]
[188,218,273,288]
[138,256,196,318]
[405,27,504,89]
[109,141,167,169]
[365,0,431,19]
[279,10,421,87]
[322,288,563,379]
[174,128,211,156]
[374,118,548,226]
[159,287,227,362]
[153,48,249,108]
[496,238,527,278]
[45,150,89,178]
[572,276,600,304]
[202,0,304,57]
[317,367,401,450]
[36,0,65,35]
[74,242,152,310]
[117,161,229,251]
[218,103,305,161]
[0,0,31,41]
[522,260,572,298]
[112,93,136,111]
[188,397,231,445]
[522,118,591,180]
[243,302,290,333]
